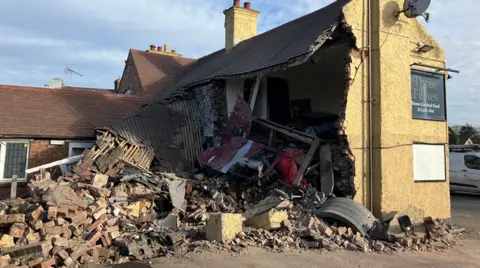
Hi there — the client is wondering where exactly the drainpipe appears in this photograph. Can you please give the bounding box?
[367,0,374,212]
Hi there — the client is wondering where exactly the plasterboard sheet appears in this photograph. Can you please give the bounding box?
[413,144,446,182]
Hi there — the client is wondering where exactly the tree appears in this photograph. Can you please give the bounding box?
[459,124,478,144]
[449,127,460,145]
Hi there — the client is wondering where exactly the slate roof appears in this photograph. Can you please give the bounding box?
[158,0,351,99]
[0,85,148,139]
[130,49,196,95]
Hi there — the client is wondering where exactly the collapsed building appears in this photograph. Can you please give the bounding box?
[0,0,458,266]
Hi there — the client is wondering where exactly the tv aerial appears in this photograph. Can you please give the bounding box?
[64,64,83,77]
[396,0,431,22]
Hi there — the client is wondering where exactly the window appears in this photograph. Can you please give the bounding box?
[68,141,95,157]
[464,155,480,170]
[0,140,30,181]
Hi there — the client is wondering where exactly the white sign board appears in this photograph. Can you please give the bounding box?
[413,144,446,182]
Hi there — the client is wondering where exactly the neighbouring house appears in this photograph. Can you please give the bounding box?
[108,0,453,219]
[459,137,474,146]
[0,84,147,184]
[115,44,195,96]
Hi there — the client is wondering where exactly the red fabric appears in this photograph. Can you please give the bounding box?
[275,149,307,188]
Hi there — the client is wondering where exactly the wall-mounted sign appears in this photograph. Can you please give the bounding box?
[411,69,446,121]
[413,143,446,182]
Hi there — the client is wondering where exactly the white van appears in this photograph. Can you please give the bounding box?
[450,151,480,192]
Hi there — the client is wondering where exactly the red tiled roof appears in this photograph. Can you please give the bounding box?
[0,85,148,139]
[130,49,195,95]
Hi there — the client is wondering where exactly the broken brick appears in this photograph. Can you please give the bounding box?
[26,206,44,221]
[0,214,25,225]
[92,173,109,187]
[93,208,107,220]
[87,230,103,246]
[57,206,69,218]
[35,258,55,268]
[53,237,69,247]
[87,216,106,232]
[0,234,15,249]
[47,206,57,220]
[9,223,26,238]
[29,220,44,231]
[42,225,63,236]
[27,257,44,267]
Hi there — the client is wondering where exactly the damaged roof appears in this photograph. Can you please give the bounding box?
[128,49,196,96]
[0,85,148,139]
[158,0,351,99]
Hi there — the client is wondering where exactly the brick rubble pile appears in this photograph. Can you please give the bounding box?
[0,169,467,268]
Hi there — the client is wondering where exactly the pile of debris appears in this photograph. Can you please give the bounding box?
[0,167,467,267]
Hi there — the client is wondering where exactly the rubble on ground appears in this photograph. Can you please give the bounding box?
[0,168,467,267]
[0,98,467,267]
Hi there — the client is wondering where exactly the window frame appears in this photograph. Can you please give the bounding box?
[68,141,95,157]
[0,139,30,182]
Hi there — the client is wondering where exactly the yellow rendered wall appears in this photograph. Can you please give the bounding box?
[224,7,259,50]
[343,0,450,218]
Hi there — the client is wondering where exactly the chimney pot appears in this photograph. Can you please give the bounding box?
[149,44,156,50]
[164,44,170,52]
[244,2,251,9]
[233,0,240,7]
[157,46,163,52]
[172,49,177,54]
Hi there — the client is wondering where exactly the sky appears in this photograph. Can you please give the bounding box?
[0,0,476,125]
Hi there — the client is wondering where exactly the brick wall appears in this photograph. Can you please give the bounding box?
[28,140,69,177]
[118,52,143,95]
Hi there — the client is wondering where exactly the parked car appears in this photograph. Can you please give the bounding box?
[450,151,480,192]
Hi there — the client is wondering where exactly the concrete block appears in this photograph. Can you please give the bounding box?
[388,205,425,234]
[245,210,288,230]
[206,213,243,243]
[92,173,109,187]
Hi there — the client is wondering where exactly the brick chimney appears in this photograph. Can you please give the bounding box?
[224,1,260,50]
[147,44,182,57]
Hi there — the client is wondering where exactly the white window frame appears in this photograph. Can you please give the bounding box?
[0,139,30,182]
[68,141,95,157]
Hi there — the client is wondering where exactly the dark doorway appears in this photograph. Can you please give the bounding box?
[267,78,290,125]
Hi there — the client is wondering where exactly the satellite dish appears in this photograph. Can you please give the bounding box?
[398,0,431,22]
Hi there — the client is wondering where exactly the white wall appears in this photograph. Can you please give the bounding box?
[267,44,348,116]
[226,80,244,116]
[226,79,268,119]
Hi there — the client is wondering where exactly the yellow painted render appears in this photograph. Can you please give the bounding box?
[224,7,259,50]
[343,0,450,218]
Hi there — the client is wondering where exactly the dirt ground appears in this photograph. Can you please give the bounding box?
[148,238,480,268]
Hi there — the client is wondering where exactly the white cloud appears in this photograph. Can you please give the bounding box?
[0,0,477,124]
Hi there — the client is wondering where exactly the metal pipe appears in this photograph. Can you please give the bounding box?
[411,63,460,74]
[367,0,374,212]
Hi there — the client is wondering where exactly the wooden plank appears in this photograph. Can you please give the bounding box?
[268,129,274,147]
[319,144,334,196]
[253,118,315,144]
[26,155,83,174]
[249,76,262,111]
[10,175,18,200]
[293,138,320,186]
